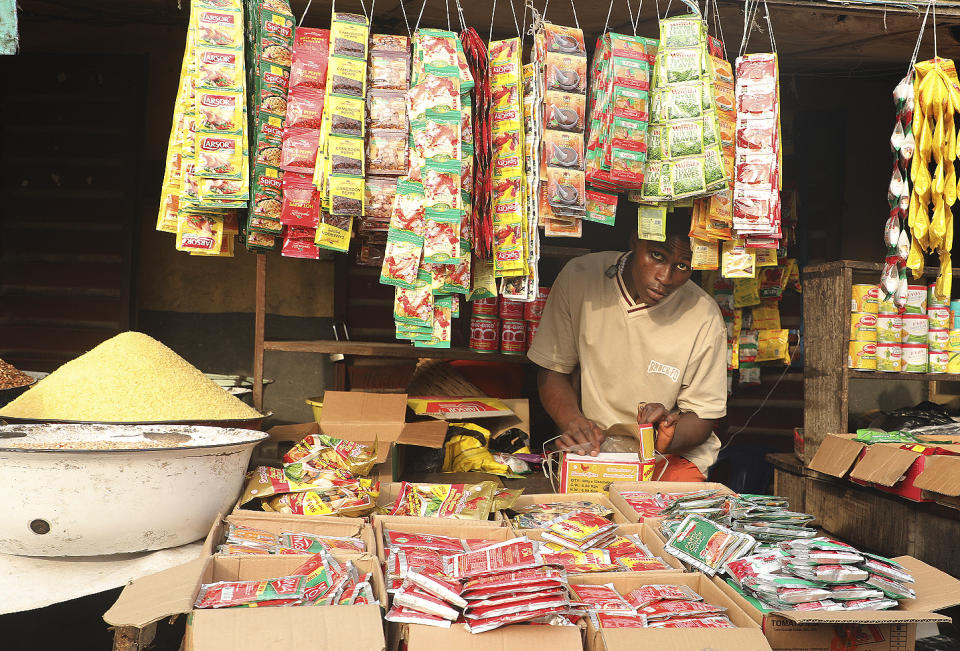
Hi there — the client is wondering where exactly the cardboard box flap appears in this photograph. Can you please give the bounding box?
[267,421,318,443]
[320,391,408,443]
[406,622,582,649]
[807,434,864,477]
[848,444,921,486]
[594,627,771,651]
[397,419,449,449]
[103,557,207,627]
[189,604,385,651]
[894,555,960,613]
[407,397,515,420]
[913,454,960,496]
[774,610,949,624]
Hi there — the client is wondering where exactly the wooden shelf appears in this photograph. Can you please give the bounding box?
[848,369,960,382]
[263,339,532,363]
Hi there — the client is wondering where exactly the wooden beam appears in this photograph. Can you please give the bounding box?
[253,254,266,412]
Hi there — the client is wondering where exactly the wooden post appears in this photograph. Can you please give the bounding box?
[253,254,266,412]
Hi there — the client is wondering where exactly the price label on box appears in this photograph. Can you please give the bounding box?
[559,453,655,493]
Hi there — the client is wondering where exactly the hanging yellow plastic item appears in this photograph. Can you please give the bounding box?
[442,422,520,478]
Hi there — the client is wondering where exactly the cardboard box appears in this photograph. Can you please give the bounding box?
[808,433,960,502]
[372,517,515,562]
[573,571,771,651]
[914,454,960,508]
[559,453,655,493]
[508,492,634,526]
[512,522,686,574]
[104,553,388,651]
[607,481,736,523]
[396,620,583,651]
[373,480,508,526]
[203,511,377,557]
[713,555,960,651]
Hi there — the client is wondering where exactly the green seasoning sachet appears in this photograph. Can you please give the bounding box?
[664,514,756,576]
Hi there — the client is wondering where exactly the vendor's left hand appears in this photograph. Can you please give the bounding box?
[638,402,681,454]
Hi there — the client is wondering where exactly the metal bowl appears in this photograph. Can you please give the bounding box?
[0,412,271,431]
[0,379,36,409]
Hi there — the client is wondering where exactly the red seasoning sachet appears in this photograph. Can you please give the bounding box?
[444,538,543,579]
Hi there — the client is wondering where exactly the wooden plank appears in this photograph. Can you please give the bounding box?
[253,254,266,412]
[262,340,531,363]
[773,467,805,513]
[0,325,116,353]
[849,370,960,382]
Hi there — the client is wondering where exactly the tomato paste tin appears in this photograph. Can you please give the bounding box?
[469,315,500,352]
[876,314,902,344]
[526,320,540,351]
[472,296,499,317]
[500,319,527,354]
[929,351,949,374]
[500,298,524,320]
[850,312,878,342]
[905,285,927,314]
[848,341,877,370]
[875,343,901,373]
[928,328,950,352]
[901,344,928,372]
[901,314,929,344]
[851,284,879,314]
[523,287,551,321]
[928,306,951,330]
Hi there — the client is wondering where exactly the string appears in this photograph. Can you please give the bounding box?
[932,0,938,59]
[489,0,498,42]
[454,0,467,32]
[299,0,313,26]
[738,0,762,58]
[632,0,642,35]
[542,0,550,22]
[762,0,776,52]
[713,0,728,60]
[908,0,932,74]
[445,0,451,31]
[602,0,616,35]
[568,0,580,29]
[369,0,376,25]
[655,0,661,21]
[415,0,429,33]
[399,0,412,38]
[358,0,369,21]
[508,0,522,37]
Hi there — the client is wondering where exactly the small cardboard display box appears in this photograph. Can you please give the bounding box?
[508,492,635,526]
[394,620,584,651]
[371,517,515,563]
[808,433,960,502]
[203,511,377,557]
[913,453,960,508]
[713,555,960,651]
[265,392,530,482]
[607,481,736,523]
[573,572,772,651]
[104,553,388,651]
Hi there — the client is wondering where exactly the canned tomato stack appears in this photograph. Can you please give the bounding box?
[522,287,549,353]
[849,284,878,370]
[499,297,526,354]
[469,297,500,353]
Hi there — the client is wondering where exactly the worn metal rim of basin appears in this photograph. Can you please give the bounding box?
[0,423,269,454]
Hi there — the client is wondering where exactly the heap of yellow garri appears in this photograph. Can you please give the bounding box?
[0,332,261,422]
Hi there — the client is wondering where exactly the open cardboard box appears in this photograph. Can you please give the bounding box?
[713,555,960,651]
[507,492,634,527]
[808,433,960,502]
[913,453,960,508]
[372,517,515,562]
[104,552,388,651]
[393,620,583,651]
[374,479,508,526]
[203,511,377,557]
[266,392,530,483]
[572,571,771,651]
[511,522,686,575]
[607,481,736,523]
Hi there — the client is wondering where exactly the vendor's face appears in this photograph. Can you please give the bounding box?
[629,236,693,305]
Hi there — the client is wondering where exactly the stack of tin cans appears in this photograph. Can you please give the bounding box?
[469,288,550,354]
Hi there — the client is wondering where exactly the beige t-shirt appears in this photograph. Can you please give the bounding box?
[528,251,727,475]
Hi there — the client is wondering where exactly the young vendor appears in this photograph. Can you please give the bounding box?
[527,216,727,482]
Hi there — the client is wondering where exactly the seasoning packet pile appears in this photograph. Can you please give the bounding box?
[195,551,377,608]
[276,27,329,259]
[382,480,501,520]
[488,38,531,278]
[509,500,615,529]
[574,582,737,629]
[378,29,474,348]
[641,13,729,203]
[215,521,368,555]
[723,537,915,612]
[382,531,578,632]
[732,53,782,246]
[585,32,659,223]
[311,11,371,253]
[238,434,380,516]
[157,0,250,256]
[532,23,589,237]
[355,34,412,267]
[242,0,296,252]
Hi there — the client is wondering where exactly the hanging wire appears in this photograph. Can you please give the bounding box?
[489,0,499,42]
[414,0,429,33]
[454,0,467,32]
[932,0,938,58]
[568,0,580,29]
[398,0,413,37]
[602,0,638,36]
[632,0,643,35]
[299,0,314,26]
[602,0,616,34]
[445,0,451,30]
[738,0,763,58]
[908,0,932,73]
[542,0,551,22]
[762,0,777,51]
[507,0,522,36]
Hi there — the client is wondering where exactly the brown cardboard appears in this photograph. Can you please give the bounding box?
[713,555,960,651]
[105,553,387,651]
[203,511,376,557]
[373,517,513,562]
[806,433,865,477]
[848,445,922,487]
[402,621,583,650]
[510,492,634,525]
[607,481,735,522]
[914,454,960,497]
[574,572,770,651]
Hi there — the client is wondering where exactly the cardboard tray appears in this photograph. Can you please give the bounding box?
[203,511,377,557]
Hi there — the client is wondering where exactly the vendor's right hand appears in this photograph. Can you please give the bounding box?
[557,415,605,456]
